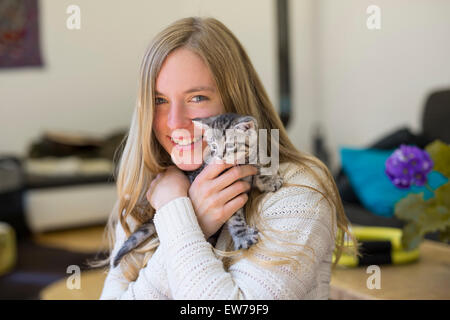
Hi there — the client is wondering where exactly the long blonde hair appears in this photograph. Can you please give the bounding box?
[93,17,358,281]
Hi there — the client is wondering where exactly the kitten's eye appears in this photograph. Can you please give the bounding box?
[155,97,167,105]
[210,143,217,150]
[191,95,208,103]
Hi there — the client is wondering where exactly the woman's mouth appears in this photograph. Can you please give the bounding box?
[170,135,203,151]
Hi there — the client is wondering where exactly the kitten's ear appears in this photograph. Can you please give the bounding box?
[234,116,258,131]
[192,118,210,130]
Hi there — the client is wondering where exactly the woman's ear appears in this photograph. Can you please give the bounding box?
[234,116,258,131]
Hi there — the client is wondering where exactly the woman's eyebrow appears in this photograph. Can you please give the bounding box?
[154,86,215,96]
[184,86,215,94]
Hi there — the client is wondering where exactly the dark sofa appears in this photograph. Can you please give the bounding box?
[335,88,450,241]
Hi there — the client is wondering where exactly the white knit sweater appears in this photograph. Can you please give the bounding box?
[100,162,337,300]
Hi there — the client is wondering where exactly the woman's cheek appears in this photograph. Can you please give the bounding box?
[186,102,224,118]
[153,109,166,131]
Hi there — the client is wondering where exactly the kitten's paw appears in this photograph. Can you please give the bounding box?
[271,175,283,191]
[262,175,283,192]
[233,227,259,250]
[255,174,283,193]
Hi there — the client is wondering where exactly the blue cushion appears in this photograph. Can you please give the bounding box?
[340,147,448,217]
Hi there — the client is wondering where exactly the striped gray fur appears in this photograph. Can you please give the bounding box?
[112,113,283,267]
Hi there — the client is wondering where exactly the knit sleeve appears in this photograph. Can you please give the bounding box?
[99,219,170,300]
[152,164,337,299]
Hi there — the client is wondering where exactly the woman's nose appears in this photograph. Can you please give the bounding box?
[167,102,191,130]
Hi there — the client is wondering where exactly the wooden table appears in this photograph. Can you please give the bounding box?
[35,225,108,300]
[330,240,450,300]
[36,227,450,300]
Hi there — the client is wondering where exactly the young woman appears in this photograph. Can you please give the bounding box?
[98,17,357,299]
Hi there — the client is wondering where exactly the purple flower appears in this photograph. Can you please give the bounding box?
[385,145,433,189]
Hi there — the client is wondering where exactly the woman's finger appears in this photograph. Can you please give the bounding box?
[222,193,249,221]
[196,160,235,181]
[146,173,162,201]
[214,165,258,191]
[217,180,251,204]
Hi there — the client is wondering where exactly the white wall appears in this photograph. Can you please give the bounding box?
[0,0,277,156]
[2,0,449,173]
[314,0,450,170]
[287,0,317,155]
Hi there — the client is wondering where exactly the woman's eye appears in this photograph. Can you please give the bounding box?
[191,95,208,103]
[155,97,167,105]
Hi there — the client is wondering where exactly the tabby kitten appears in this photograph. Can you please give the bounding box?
[112,113,283,267]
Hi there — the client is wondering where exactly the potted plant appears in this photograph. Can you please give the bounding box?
[385,140,450,250]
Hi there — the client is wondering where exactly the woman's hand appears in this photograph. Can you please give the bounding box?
[146,166,190,211]
[188,161,258,239]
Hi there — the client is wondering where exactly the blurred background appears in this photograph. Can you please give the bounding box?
[0,0,449,300]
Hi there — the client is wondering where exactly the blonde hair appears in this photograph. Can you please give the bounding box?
[91,17,359,281]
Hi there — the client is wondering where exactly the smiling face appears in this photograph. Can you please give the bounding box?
[152,47,225,171]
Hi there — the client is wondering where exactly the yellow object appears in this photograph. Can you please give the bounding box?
[33,225,108,253]
[0,222,17,276]
[333,226,420,267]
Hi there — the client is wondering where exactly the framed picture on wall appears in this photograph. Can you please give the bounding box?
[0,0,43,69]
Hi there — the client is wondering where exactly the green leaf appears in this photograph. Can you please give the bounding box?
[401,222,422,250]
[394,193,427,223]
[418,204,450,234]
[435,182,450,208]
[425,140,450,177]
